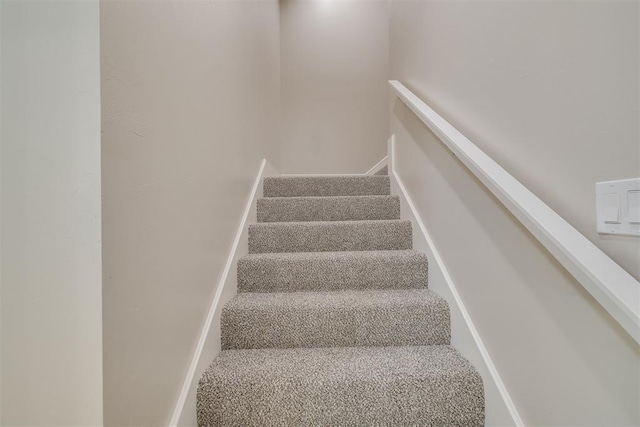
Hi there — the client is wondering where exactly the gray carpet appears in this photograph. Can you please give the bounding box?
[221,289,450,350]
[248,219,412,253]
[198,346,484,426]
[373,165,388,175]
[237,250,428,293]
[257,195,400,222]
[263,175,390,197]
[198,174,485,426]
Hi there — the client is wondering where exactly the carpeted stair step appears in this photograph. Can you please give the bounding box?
[248,219,412,253]
[197,170,486,426]
[263,175,390,197]
[197,345,485,426]
[237,250,427,293]
[257,195,400,222]
[221,289,449,349]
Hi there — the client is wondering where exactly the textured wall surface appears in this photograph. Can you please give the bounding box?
[100,1,281,425]
[1,0,103,424]
[390,1,640,425]
[280,0,389,173]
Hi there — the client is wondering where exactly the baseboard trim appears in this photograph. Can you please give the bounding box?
[168,159,277,427]
[389,136,524,427]
[364,156,388,175]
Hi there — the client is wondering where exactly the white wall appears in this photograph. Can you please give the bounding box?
[280,0,389,174]
[0,0,103,425]
[390,0,640,425]
[100,1,281,425]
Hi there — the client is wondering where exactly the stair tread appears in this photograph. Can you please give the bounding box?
[248,219,412,253]
[238,250,428,292]
[263,175,390,197]
[257,195,400,222]
[226,288,444,310]
[250,218,409,226]
[204,345,478,382]
[259,194,397,201]
[198,345,485,426]
[221,289,450,349]
[241,248,424,261]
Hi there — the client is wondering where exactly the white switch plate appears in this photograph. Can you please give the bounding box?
[596,178,640,237]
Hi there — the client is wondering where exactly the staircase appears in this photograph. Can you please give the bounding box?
[197,172,485,426]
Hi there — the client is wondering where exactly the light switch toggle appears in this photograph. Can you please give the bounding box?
[628,190,640,224]
[602,192,620,224]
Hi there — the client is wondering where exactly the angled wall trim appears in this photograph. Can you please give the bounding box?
[365,156,388,176]
[168,159,278,426]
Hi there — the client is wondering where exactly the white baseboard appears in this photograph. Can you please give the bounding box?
[388,136,523,427]
[364,156,388,175]
[168,158,278,427]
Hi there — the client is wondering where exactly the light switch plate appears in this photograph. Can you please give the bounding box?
[628,190,640,224]
[596,178,640,237]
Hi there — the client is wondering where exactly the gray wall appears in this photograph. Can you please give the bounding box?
[100,1,281,425]
[390,0,640,425]
[1,0,103,424]
[390,0,640,280]
[280,0,389,174]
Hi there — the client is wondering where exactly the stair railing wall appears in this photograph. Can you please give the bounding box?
[389,80,640,344]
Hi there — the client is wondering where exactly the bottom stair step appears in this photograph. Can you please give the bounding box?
[197,345,485,426]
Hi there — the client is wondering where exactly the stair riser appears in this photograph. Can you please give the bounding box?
[221,299,450,350]
[263,176,390,197]
[257,196,400,222]
[237,251,428,293]
[248,220,412,254]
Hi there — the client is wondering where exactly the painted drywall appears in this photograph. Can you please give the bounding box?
[390,0,640,280]
[100,1,281,425]
[0,0,103,425]
[280,0,389,173]
[390,1,640,425]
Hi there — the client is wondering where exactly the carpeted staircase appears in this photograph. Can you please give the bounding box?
[197,171,485,426]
